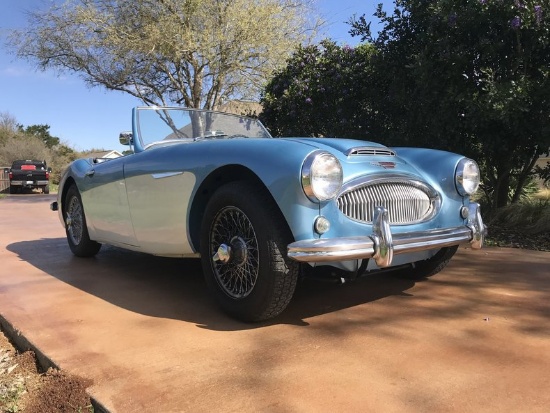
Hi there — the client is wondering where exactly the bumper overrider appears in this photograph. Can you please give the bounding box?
[288,203,486,268]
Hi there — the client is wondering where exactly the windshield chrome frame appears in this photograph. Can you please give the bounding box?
[133,106,271,151]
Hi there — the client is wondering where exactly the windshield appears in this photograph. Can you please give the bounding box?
[136,107,271,149]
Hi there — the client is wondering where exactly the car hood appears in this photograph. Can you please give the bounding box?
[283,137,424,180]
[284,137,388,153]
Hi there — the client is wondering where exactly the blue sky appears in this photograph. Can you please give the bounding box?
[0,1,388,152]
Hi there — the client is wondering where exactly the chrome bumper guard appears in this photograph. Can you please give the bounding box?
[288,203,485,268]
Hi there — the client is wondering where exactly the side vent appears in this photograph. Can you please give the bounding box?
[347,147,396,156]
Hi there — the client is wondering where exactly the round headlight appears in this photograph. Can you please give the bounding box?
[302,151,343,202]
[456,158,480,195]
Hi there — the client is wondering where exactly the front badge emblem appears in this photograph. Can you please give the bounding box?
[370,161,396,169]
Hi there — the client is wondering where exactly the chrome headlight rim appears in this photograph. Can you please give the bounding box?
[301,151,343,202]
[455,158,480,196]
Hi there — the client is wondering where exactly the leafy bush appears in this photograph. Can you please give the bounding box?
[475,176,542,213]
[349,0,550,209]
[488,199,550,235]
[260,40,376,138]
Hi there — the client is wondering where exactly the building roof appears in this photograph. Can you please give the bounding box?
[85,150,123,159]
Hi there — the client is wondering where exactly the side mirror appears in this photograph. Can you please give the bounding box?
[119,131,133,146]
[47,167,52,173]
[3,168,9,174]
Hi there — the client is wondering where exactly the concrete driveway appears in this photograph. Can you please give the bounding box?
[0,194,549,412]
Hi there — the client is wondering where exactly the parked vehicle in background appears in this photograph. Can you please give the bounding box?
[51,106,486,322]
[6,160,51,194]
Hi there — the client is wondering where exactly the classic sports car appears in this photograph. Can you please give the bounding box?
[51,106,485,321]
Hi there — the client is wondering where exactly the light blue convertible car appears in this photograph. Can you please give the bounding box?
[52,106,485,321]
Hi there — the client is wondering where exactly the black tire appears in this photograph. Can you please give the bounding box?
[43,185,50,194]
[200,181,299,322]
[64,185,101,257]
[9,186,17,194]
[390,246,458,280]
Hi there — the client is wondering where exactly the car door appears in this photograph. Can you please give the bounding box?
[80,157,138,247]
[122,149,197,257]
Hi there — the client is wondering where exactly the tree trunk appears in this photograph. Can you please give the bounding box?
[494,173,510,209]
[510,153,539,204]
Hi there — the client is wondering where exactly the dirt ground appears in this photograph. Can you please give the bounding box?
[0,331,91,412]
[1,194,549,413]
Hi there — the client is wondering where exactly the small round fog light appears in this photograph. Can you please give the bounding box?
[314,216,331,234]
[460,206,470,219]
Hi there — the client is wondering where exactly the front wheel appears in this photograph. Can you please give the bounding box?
[64,185,101,257]
[200,182,299,322]
[390,246,458,280]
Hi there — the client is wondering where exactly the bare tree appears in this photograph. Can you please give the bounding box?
[11,0,320,109]
[0,136,52,164]
[0,112,20,142]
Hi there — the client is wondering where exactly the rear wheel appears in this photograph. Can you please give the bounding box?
[200,182,299,322]
[43,185,50,194]
[9,186,17,194]
[64,185,101,257]
[390,246,458,280]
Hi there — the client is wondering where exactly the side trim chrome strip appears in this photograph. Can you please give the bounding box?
[152,172,184,179]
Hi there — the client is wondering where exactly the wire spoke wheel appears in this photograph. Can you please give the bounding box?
[200,181,299,322]
[63,185,101,257]
[66,195,84,246]
[210,206,259,299]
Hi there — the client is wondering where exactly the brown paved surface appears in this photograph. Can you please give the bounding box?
[0,194,549,412]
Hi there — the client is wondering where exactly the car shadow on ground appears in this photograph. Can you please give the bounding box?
[1,193,57,203]
[7,237,418,331]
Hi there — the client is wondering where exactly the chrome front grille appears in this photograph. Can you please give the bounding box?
[337,179,438,225]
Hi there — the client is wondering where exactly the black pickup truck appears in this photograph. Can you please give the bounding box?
[5,160,51,194]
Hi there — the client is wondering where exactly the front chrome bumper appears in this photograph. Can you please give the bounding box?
[288,203,485,268]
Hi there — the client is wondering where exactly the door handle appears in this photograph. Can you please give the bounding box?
[85,169,95,177]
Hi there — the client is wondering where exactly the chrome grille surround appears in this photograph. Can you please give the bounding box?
[337,174,440,225]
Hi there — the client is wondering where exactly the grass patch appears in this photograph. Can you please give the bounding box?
[48,183,59,194]
[488,199,550,234]
[484,196,550,251]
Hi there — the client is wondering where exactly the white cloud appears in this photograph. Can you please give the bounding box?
[0,66,27,77]
[0,64,73,83]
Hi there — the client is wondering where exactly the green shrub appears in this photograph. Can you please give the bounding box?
[488,199,550,235]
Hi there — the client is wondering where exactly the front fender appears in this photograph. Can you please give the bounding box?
[55,158,94,227]
[186,139,323,244]
[392,147,466,199]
